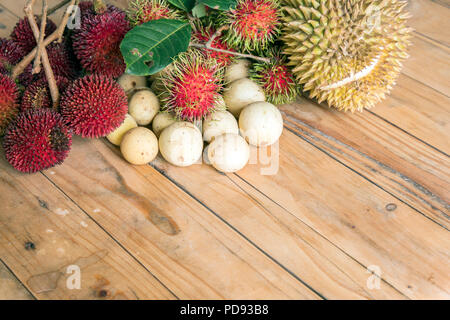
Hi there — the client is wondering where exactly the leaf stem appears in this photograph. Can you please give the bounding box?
[190,43,271,64]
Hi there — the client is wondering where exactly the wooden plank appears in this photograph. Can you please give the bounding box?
[0,260,34,300]
[40,137,320,299]
[0,154,175,300]
[371,74,449,154]
[0,5,18,38]
[407,0,450,46]
[232,130,449,299]
[149,156,406,299]
[402,36,450,96]
[280,97,450,228]
[1,0,66,17]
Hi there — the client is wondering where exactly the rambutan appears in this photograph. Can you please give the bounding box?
[250,51,297,104]
[72,6,130,78]
[60,74,128,138]
[222,0,281,53]
[127,0,180,26]
[0,74,20,135]
[192,23,235,67]
[0,38,25,74]
[3,109,72,173]
[19,41,78,86]
[10,17,57,54]
[21,76,70,111]
[158,51,224,121]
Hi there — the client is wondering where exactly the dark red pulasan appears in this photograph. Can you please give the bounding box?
[72,6,130,78]
[59,74,128,138]
[3,108,72,173]
[0,73,20,135]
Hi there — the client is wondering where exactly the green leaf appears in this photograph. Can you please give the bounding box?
[120,19,192,76]
[167,0,196,11]
[192,3,207,18]
[199,0,236,10]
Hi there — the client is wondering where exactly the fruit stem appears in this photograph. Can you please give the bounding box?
[33,0,48,74]
[190,43,271,64]
[11,0,79,80]
[25,0,59,108]
[190,24,271,63]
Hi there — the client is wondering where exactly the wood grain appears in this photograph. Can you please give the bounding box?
[0,260,34,300]
[0,152,175,300]
[280,97,450,228]
[235,130,450,299]
[40,137,320,300]
[402,36,450,96]
[406,0,450,46]
[148,155,406,300]
[370,74,450,154]
[0,5,19,37]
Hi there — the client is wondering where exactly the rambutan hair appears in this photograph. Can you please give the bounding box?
[3,109,72,173]
[0,38,25,74]
[72,6,130,78]
[60,74,128,138]
[10,17,57,54]
[21,76,70,111]
[159,51,225,121]
[222,0,281,52]
[0,74,20,135]
[250,51,297,104]
[191,23,235,67]
[127,0,181,26]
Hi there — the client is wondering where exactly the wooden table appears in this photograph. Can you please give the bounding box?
[0,0,448,300]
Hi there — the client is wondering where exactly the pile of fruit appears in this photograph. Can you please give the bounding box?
[113,60,283,173]
[0,0,411,174]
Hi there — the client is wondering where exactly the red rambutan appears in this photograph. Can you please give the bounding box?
[3,109,72,173]
[10,17,57,54]
[127,0,180,26]
[159,51,224,121]
[192,23,235,67]
[0,38,25,74]
[18,41,78,87]
[222,0,281,52]
[72,6,130,78]
[0,74,20,135]
[250,52,297,104]
[60,74,128,138]
[21,76,70,111]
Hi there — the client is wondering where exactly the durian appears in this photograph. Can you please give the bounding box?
[280,0,412,111]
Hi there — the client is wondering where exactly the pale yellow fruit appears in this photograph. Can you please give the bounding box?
[224,59,251,83]
[152,112,177,137]
[159,122,203,167]
[208,133,250,173]
[202,110,238,143]
[117,74,147,98]
[223,78,265,117]
[120,127,158,165]
[129,89,160,125]
[239,102,283,147]
[106,114,138,146]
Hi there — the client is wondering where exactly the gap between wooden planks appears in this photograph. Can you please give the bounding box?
[0,0,448,300]
[0,260,34,300]
[0,151,177,300]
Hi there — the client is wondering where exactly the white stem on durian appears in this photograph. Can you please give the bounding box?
[319,52,382,91]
